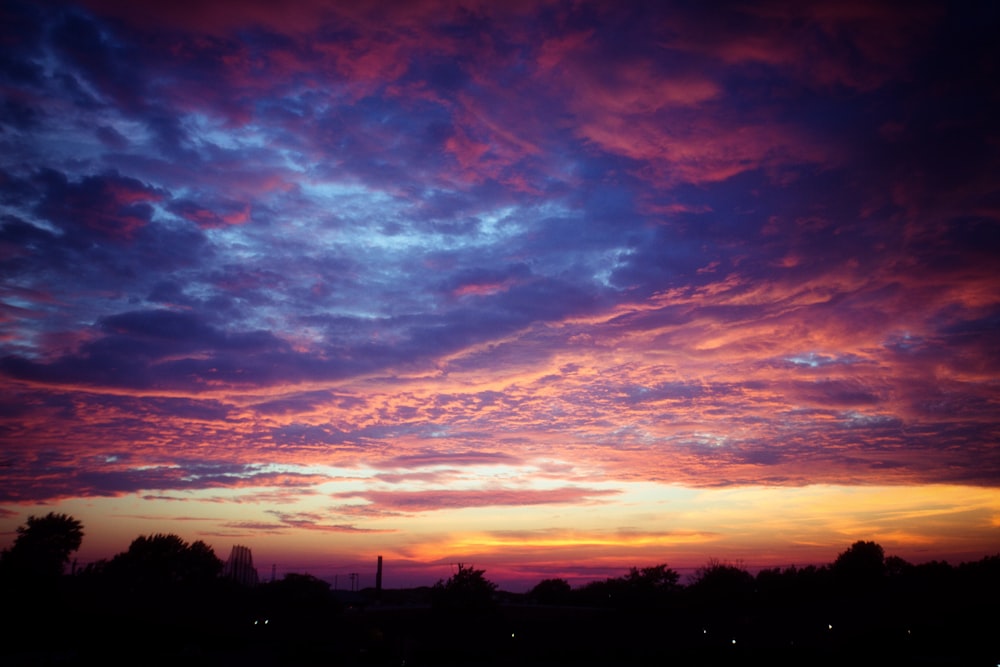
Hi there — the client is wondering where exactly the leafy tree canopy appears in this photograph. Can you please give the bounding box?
[107,533,222,589]
[688,558,755,599]
[529,577,572,604]
[833,540,886,585]
[625,563,681,591]
[1,512,83,578]
[432,563,497,611]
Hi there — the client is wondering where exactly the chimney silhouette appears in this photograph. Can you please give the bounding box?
[376,555,383,599]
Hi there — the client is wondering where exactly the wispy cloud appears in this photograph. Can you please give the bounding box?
[1,0,998,583]
[335,487,620,514]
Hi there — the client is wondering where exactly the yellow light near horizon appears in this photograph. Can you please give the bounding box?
[443,530,716,552]
[7,481,998,581]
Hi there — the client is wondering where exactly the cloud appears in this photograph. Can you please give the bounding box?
[168,198,251,229]
[33,169,166,241]
[0,458,332,503]
[335,486,620,513]
[48,9,150,112]
[466,526,719,550]
[0,0,998,575]
[1,309,300,390]
[659,2,940,91]
[265,510,394,533]
[220,521,286,533]
[377,450,523,469]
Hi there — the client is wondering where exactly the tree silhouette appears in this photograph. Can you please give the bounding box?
[0,512,83,579]
[625,563,680,592]
[618,564,681,608]
[432,563,497,611]
[690,558,754,593]
[106,533,222,589]
[529,577,572,605]
[832,540,886,589]
[688,558,755,616]
[574,563,681,609]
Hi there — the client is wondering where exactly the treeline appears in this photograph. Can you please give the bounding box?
[0,513,345,665]
[525,544,1000,611]
[2,513,999,665]
[424,550,1000,665]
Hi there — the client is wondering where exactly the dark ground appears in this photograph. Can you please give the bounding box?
[2,583,997,666]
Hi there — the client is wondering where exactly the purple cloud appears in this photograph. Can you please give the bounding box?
[0,0,997,580]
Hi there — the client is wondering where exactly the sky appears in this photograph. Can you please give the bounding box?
[1,0,998,591]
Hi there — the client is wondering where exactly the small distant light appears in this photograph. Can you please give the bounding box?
[511,633,515,638]
[703,629,708,635]
[264,619,269,625]
[828,624,833,630]
[253,620,258,625]
[731,639,736,645]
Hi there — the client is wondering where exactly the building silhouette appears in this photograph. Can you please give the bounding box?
[223,544,259,586]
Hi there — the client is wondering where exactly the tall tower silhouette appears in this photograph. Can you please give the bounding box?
[376,555,383,599]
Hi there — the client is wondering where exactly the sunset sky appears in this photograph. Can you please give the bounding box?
[1,0,998,591]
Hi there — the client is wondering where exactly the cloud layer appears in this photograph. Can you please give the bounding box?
[1,0,998,578]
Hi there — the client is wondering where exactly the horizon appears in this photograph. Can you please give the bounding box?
[2,0,999,594]
[60,533,1000,595]
[35,519,1000,594]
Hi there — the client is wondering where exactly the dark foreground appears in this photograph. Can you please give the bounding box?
[2,579,998,667]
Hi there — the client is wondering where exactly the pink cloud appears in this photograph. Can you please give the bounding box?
[169,199,251,228]
[47,173,165,241]
[452,280,518,298]
[266,510,395,533]
[377,450,522,469]
[661,2,940,91]
[526,34,834,185]
[337,486,619,513]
